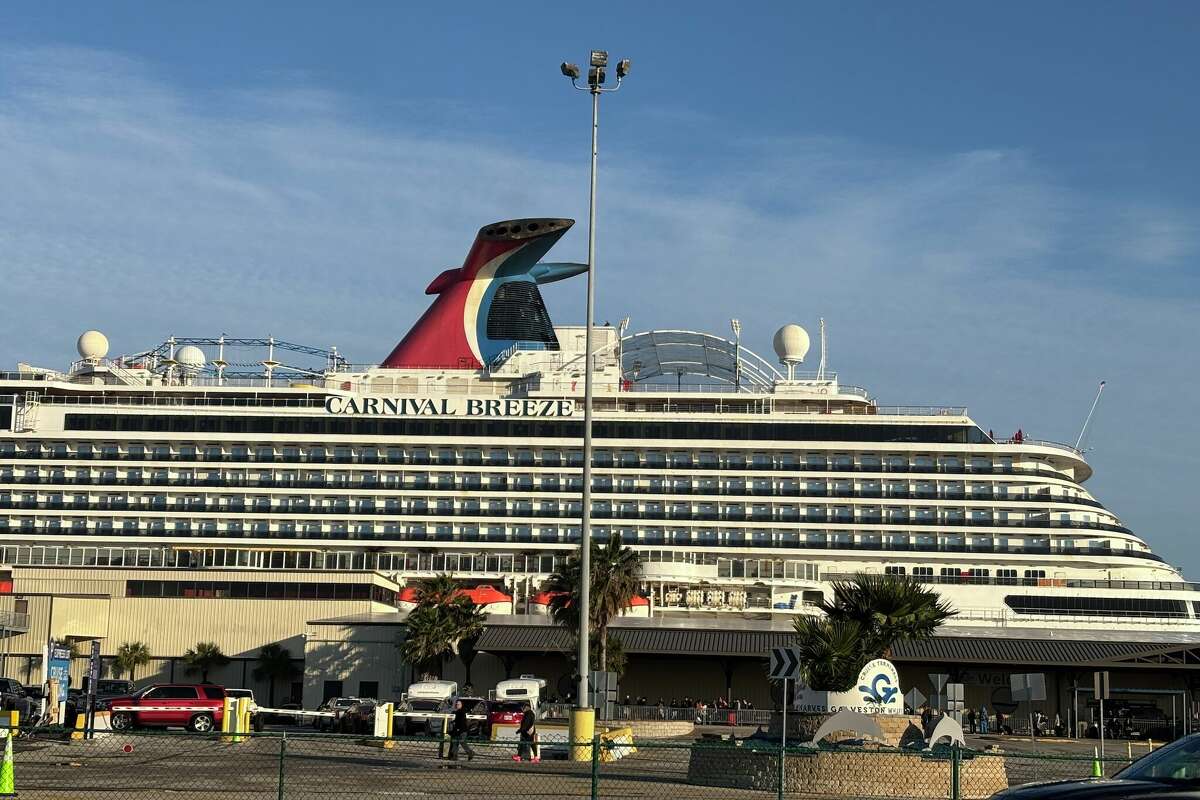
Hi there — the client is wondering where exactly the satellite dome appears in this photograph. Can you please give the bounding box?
[773,324,810,364]
[175,345,206,371]
[76,330,109,361]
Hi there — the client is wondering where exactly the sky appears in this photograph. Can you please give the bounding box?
[1,2,1198,573]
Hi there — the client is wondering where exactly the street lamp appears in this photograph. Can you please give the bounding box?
[560,49,630,711]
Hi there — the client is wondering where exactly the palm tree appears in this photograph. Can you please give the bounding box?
[545,533,642,675]
[398,575,485,678]
[182,641,231,683]
[791,572,956,691]
[114,641,151,682]
[817,573,956,659]
[792,617,866,691]
[252,644,299,706]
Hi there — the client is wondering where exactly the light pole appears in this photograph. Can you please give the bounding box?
[560,50,630,710]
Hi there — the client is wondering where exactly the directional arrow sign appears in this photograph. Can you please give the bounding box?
[768,647,802,680]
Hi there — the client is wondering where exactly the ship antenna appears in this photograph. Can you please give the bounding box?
[817,318,827,381]
[1074,380,1107,451]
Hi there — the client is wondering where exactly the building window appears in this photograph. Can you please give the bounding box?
[884,566,906,576]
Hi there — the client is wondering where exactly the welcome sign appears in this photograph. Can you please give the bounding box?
[792,658,904,715]
[324,396,575,418]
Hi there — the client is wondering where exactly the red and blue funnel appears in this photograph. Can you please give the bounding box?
[382,218,585,369]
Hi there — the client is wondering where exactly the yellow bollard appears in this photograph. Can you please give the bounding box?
[221,697,234,736]
[1092,747,1102,778]
[383,702,394,749]
[569,708,595,762]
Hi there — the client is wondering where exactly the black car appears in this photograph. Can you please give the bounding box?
[993,734,1200,798]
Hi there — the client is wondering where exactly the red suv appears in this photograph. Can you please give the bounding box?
[488,700,526,731]
[108,684,226,732]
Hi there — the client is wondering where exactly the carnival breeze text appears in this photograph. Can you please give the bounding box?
[324,396,575,418]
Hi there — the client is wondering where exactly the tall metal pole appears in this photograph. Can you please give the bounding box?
[577,86,600,708]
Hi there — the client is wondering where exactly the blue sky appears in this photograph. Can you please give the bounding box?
[2,2,1198,573]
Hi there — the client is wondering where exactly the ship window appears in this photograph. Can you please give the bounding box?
[485,281,560,346]
[884,566,906,575]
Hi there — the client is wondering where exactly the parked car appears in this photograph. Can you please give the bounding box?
[396,697,445,735]
[487,700,527,732]
[313,697,360,732]
[107,684,226,733]
[991,732,1200,798]
[445,696,489,735]
[0,678,26,709]
[339,699,378,734]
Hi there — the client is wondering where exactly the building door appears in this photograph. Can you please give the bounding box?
[322,680,343,702]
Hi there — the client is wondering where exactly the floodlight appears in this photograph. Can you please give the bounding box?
[561,62,581,79]
[590,50,608,68]
[616,59,631,79]
[588,66,605,86]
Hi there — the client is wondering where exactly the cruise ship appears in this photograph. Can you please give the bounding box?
[1,216,1194,636]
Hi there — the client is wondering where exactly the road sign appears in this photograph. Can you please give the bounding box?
[904,687,927,710]
[768,647,802,680]
[1093,671,1111,700]
[929,673,949,693]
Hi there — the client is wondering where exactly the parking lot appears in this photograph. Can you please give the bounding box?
[7,727,1135,800]
[12,732,732,799]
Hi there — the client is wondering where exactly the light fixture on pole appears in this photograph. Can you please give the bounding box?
[559,49,630,711]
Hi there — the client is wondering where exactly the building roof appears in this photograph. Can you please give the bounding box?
[473,623,1200,669]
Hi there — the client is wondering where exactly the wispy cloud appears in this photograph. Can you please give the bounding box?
[1,43,1197,571]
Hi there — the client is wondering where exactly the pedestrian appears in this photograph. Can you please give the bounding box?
[979,705,989,734]
[447,700,475,762]
[966,708,976,734]
[514,702,538,763]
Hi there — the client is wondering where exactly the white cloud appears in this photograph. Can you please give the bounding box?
[1,44,1198,573]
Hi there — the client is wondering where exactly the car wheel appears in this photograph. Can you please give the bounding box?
[110,712,133,731]
[188,713,215,733]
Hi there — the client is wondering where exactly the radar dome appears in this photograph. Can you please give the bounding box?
[773,324,810,364]
[175,345,206,371]
[76,330,109,361]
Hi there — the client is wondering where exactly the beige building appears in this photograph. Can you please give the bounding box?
[0,565,398,704]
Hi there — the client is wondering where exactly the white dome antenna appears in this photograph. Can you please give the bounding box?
[175,345,206,374]
[77,330,110,363]
[772,324,810,380]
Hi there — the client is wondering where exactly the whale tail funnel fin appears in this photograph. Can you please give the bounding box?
[382,218,577,369]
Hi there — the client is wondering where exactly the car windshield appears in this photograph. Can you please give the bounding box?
[1118,735,1200,784]
[494,702,524,713]
[409,700,441,711]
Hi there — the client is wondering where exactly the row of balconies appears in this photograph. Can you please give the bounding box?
[0,499,1127,533]
[0,475,1101,506]
[0,522,1163,563]
[0,452,1065,477]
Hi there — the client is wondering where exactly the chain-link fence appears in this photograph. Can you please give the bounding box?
[5,726,1141,799]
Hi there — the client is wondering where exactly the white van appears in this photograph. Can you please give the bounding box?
[490,675,546,709]
[397,680,459,735]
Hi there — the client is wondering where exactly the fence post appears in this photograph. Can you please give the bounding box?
[777,734,786,800]
[949,741,961,800]
[277,733,287,800]
[590,732,601,800]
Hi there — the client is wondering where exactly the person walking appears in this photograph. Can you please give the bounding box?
[966,708,976,734]
[447,700,475,762]
[514,702,538,763]
[979,705,990,735]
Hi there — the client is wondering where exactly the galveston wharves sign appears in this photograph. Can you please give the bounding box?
[324,396,575,418]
